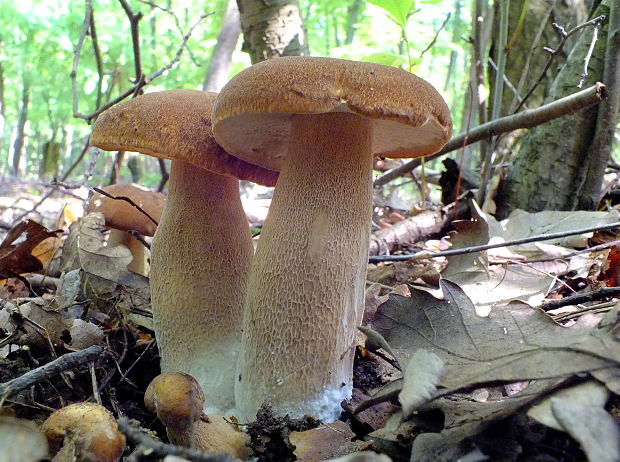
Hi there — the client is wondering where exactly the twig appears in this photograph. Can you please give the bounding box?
[553,301,616,321]
[89,362,102,405]
[419,13,451,56]
[117,417,239,462]
[93,187,159,226]
[136,0,203,66]
[59,136,95,183]
[373,83,607,187]
[516,15,606,112]
[368,219,620,262]
[540,287,620,311]
[577,18,602,88]
[0,345,103,406]
[71,0,94,120]
[488,57,526,107]
[118,0,144,82]
[7,145,97,227]
[24,274,60,290]
[71,2,211,121]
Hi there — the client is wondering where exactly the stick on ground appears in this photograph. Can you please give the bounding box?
[0,345,103,405]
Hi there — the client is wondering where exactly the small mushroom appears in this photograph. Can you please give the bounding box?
[213,57,452,421]
[41,402,126,462]
[90,90,278,414]
[87,183,164,275]
[144,372,250,459]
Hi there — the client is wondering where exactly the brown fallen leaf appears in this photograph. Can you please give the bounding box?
[290,420,368,462]
[0,220,61,279]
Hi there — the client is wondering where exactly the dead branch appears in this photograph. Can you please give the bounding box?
[518,14,606,112]
[369,195,472,257]
[71,1,211,121]
[541,287,620,311]
[117,417,238,462]
[93,187,159,226]
[370,217,620,262]
[373,83,607,187]
[0,345,103,404]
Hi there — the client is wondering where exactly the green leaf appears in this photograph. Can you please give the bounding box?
[366,0,416,29]
[360,52,406,68]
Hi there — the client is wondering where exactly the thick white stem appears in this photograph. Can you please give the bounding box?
[237,113,373,421]
[150,160,253,415]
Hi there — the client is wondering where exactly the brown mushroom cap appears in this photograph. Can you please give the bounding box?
[144,373,250,458]
[41,402,126,462]
[212,56,453,171]
[144,372,205,430]
[87,183,164,236]
[90,90,278,186]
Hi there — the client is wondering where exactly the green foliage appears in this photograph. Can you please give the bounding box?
[366,0,416,30]
[1,0,470,181]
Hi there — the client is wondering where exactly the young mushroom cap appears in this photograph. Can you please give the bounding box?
[41,402,126,462]
[90,90,278,415]
[212,56,451,421]
[87,183,164,237]
[145,372,250,459]
[87,183,164,275]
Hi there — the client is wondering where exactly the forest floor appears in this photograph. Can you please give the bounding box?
[0,177,619,462]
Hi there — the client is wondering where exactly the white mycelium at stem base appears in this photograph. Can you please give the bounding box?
[151,160,253,415]
[236,113,373,421]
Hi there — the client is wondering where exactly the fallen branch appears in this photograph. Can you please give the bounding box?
[369,219,620,262]
[541,287,620,311]
[0,345,103,404]
[373,83,607,187]
[369,195,472,256]
[117,417,238,462]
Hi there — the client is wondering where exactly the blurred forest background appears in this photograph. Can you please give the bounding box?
[0,0,466,186]
[0,0,617,217]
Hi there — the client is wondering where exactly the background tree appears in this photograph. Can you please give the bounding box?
[495,0,618,216]
[236,0,308,64]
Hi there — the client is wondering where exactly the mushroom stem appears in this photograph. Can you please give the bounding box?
[106,230,148,275]
[237,113,373,421]
[150,159,253,415]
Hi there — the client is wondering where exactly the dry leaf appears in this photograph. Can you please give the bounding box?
[0,220,60,278]
[371,280,620,390]
[290,420,366,462]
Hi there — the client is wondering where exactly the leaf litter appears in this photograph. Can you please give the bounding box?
[1,190,620,461]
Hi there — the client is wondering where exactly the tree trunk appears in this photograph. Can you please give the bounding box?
[490,0,588,115]
[0,61,5,160]
[203,0,241,92]
[41,139,61,178]
[495,0,610,217]
[236,0,308,64]
[345,0,364,45]
[12,78,29,176]
[109,151,125,185]
[578,0,620,209]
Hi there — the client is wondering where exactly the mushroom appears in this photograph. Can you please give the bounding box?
[212,56,452,420]
[87,183,164,275]
[41,402,126,462]
[144,372,251,459]
[90,90,278,415]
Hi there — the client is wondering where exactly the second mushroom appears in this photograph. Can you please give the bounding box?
[90,90,278,415]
